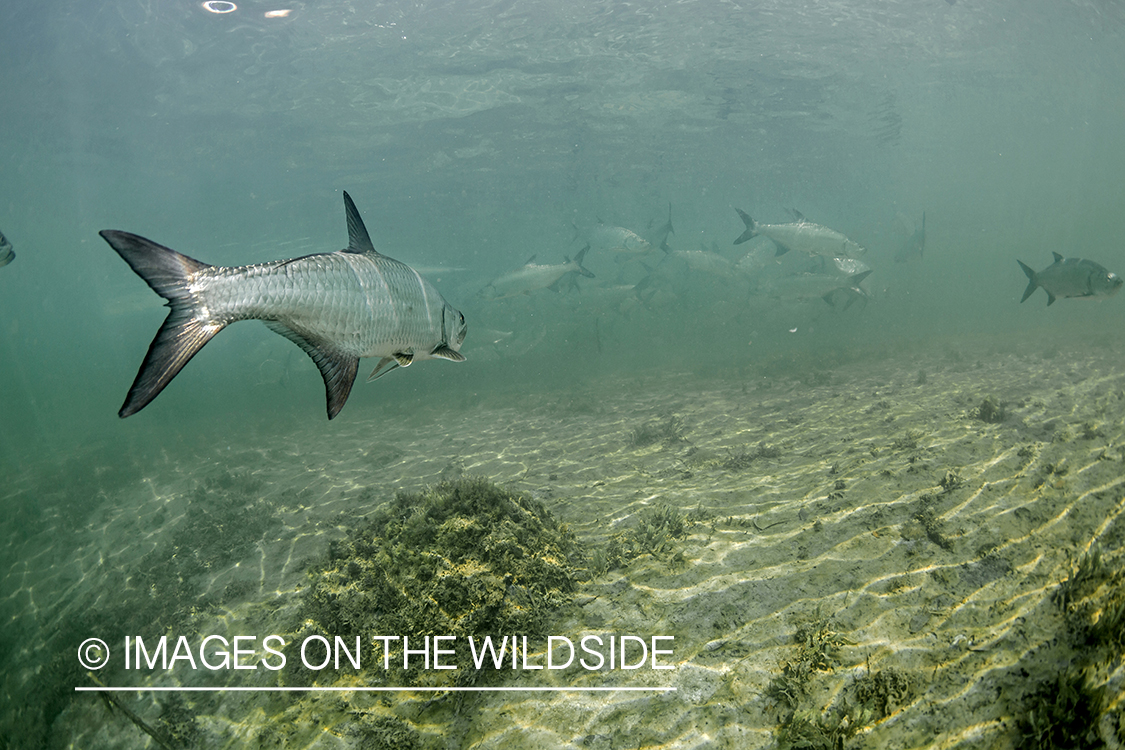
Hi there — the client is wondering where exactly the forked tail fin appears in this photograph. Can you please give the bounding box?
[99,230,223,417]
[1016,259,1039,304]
[733,208,757,245]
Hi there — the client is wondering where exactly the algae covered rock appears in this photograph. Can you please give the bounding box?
[302,477,584,685]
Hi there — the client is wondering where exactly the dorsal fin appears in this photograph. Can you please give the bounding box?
[1052,252,1064,263]
[343,191,377,255]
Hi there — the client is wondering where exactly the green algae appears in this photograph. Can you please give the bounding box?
[300,477,584,687]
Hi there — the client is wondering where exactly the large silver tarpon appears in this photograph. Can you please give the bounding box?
[733,208,866,259]
[100,192,467,419]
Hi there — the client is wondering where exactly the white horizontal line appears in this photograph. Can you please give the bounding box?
[76,686,676,693]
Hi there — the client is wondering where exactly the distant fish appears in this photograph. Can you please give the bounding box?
[827,257,871,277]
[735,240,775,278]
[894,211,926,263]
[478,247,595,300]
[1017,252,1122,306]
[733,208,865,259]
[576,281,646,313]
[664,248,741,278]
[765,270,873,309]
[0,229,13,267]
[100,191,467,419]
[589,222,656,256]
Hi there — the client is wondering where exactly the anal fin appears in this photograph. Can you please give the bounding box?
[264,322,358,419]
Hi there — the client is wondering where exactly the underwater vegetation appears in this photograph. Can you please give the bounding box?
[768,616,917,750]
[1053,548,1107,613]
[348,714,422,750]
[891,428,925,452]
[903,494,956,552]
[590,504,691,575]
[154,694,199,749]
[973,396,1007,424]
[628,414,687,448]
[852,668,915,721]
[767,617,850,710]
[1020,670,1105,750]
[300,476,584,687]
[1015,545,1125,749]
[721,442,783,471]
[776,710,856,750]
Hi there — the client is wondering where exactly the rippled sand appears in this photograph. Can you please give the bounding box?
[3,338,1124,748]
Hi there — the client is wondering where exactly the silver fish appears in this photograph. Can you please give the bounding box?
[478,246,594,300]
[100,191,467,419]
[668,248,740,277]
[764,270,873,309]
[0,229,13,267]
[589,222,655,255]
[827,257,871,277]
[1017,252,1123,306]
[734,208,865,259]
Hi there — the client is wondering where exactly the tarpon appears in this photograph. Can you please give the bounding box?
[478,247,595,300]
[99,191,467,419]
[1017,252,1122,306]
[827,257,871,277]
[0,229,13,268]
[733,208,865,259]
[764,270,873,309]
[667,248,740,277]
[589,222,655,256]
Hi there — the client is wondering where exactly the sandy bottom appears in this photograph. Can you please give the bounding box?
[3,337,1124,749]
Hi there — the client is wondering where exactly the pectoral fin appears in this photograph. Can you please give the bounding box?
[431,345,466,362]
